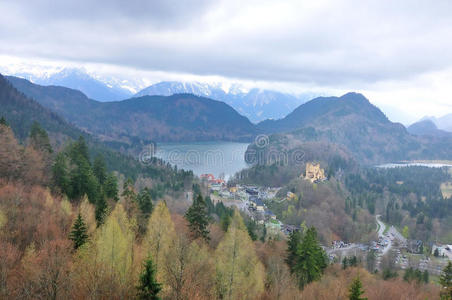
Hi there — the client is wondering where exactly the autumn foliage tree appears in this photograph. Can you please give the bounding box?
[215,210,265,300]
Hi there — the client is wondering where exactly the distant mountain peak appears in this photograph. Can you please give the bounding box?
[6,68,132,102]
[135,80,315,123]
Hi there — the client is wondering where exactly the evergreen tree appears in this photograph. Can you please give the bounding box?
[122,178,136,202]
[220,213,231,232]
[245,219,258,241]
[137,188,153,217]
[29,121,52,153]
[95,195,108,226]
[53,152,70,196]
[185,194,210,241]
[93,154,107,186]
[293,227,327,289]
[69,213,88,249]
[422,270,429,284]
[440,262,452,299]
[286,230,302,273]
[104,173,119,201]
[434,248,440,257]
[136,257,162,300]
[75,136,90,162]
[350,256,358,267]
[342,257,348,269]
[348,277,367,300]
[0,116,8,127]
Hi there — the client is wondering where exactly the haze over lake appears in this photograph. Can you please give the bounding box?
[154,141,250,180]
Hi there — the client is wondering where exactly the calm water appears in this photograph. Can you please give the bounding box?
[376,162,452,168]
[154,141,250,180]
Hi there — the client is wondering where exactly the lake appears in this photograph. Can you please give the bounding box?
[376,162,452,169]
[153,141,250,180]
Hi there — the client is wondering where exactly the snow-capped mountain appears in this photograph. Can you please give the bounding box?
[5,68,133,102]
[32,68,133,101]
[135,81,316,122]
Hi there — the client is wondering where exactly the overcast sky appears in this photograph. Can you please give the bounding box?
[1,0,452,124]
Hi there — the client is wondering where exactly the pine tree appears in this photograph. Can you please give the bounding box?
[293,227,327,289]
[185,194,210,241]
[136,257,162,300]
[434,248,440,257]
[0,116,8,127]
[69,213,89,249]
[95,195,108,226]
[75,136,90,162]
[348,276,367,300]
[350,256,358,267]
[93,155,107,186]
[422,270,429,284]
[122,178,136,202]
[440,262,452,299]
[342,257,348,269]
[29,121,52,153]
[104,173,119,201]
[53,152,70,196]
[137,188,153,217]
[286,230,302,273]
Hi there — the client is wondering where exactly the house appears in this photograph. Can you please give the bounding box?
[286,191,296,200]
[265,210,277,220]
[406,240,423,254]
[281,224,299,235]
[249,196,265,212]
[201,174,215,181]
[254,198,265,212]
[246,188,259,196]
[432,244,452,260]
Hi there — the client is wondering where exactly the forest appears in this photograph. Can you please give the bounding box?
[1,118,451,299]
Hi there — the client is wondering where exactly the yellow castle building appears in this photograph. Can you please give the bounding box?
[304,162,326,183]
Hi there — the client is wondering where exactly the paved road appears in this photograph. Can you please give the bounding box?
[376,215,392,255]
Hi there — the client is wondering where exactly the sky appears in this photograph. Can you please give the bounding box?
[1,0,452,124]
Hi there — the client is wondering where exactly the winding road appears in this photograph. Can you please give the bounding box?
[376,215,392,255]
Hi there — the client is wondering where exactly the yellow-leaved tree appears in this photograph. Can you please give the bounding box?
[215,210,265,300]
[73,203,137,298]
[144,201,176,283]
[79,195,97,235]
[95,203,135,284]
[163,234,215,300]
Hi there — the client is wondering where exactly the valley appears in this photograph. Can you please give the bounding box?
[1,72,451,299]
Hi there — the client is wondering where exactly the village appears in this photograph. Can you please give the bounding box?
[201,163,452,275]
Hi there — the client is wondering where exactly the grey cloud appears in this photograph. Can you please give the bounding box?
[1,0,452,87]
[6,0,214,28]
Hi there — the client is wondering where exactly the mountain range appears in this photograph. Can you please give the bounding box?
[248,93,452,164]
[4,73,452,165]
[0,74,84,144]
[419,114,452,132]
[407,119,452,137]
[8,68,133,102]
[135,81,315,123]
[6,76,256,143]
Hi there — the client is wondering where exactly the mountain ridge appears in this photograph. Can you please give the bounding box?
[6,76,257,143]
[135,80,315,123]
[408,119,452,137]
